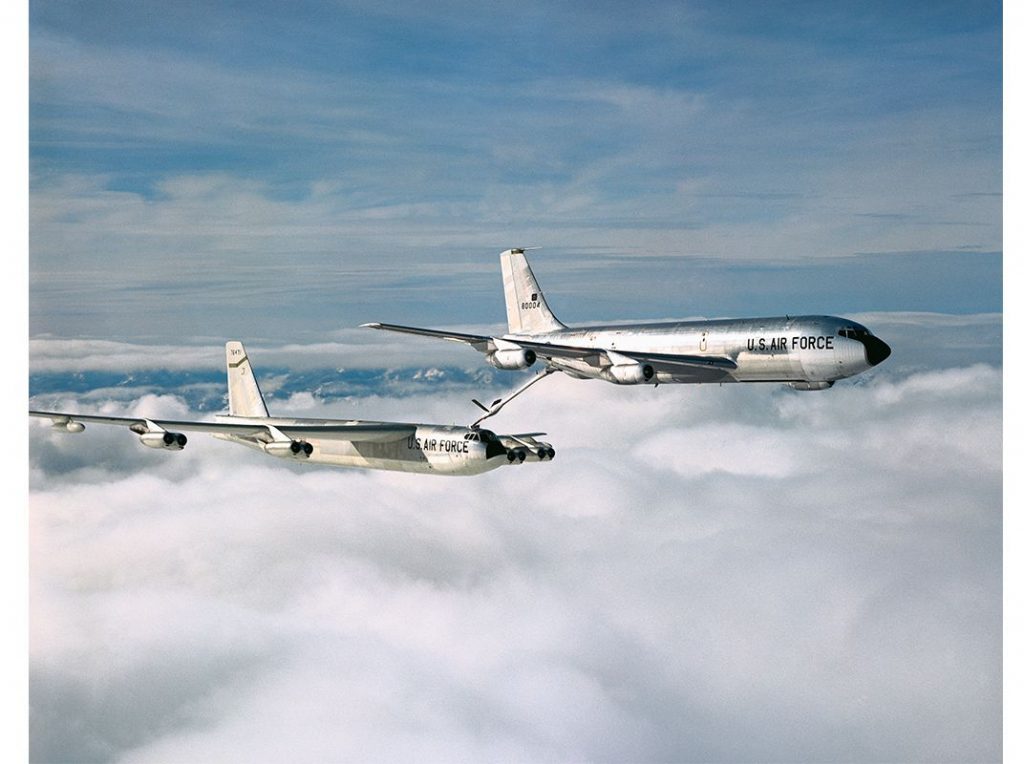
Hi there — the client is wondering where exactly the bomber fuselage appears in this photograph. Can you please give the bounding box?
[214,419,514,475]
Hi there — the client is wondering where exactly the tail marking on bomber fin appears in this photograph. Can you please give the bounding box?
[226,341,270,418]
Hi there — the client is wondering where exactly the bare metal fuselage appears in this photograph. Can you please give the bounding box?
[513,314,887,385]
[214,419,508,476]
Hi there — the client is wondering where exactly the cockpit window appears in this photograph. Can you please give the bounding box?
[839,327,872,340]
[477,429,497,443]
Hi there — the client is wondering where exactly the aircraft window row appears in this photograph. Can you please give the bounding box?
[464,431,497,442]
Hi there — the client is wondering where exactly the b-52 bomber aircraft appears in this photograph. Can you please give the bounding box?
[30,341,555,476]
[365,248,891,390]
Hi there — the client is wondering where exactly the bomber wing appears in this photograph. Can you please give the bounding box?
[498,432,546,447]
[497,432,556,463]
[29,411,415,443]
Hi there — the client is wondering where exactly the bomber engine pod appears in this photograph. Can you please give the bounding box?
[522,444,556,461]
[51,418,85,433]
[486,347,537,370]
[263,440,314,459]
[139,431,187,450]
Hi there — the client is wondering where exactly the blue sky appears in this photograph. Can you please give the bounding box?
[29,0,1001,342]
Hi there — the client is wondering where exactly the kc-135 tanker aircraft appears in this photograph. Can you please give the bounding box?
[30,341,555,476]
[365,248,891,389]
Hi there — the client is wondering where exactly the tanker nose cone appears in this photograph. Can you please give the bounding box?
[863,335,891,366]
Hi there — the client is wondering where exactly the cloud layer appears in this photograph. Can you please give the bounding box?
[30,349,1001,762]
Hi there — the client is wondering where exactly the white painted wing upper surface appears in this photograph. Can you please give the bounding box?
[29,411,415,443]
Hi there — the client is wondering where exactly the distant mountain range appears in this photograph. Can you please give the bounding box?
[29,366,507,411]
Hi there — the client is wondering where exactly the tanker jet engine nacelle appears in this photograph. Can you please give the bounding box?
[486,346,537,371]
[139,431,187,450]
[264,440,314,459]
[601,352,655,385]
[599,351,655,385]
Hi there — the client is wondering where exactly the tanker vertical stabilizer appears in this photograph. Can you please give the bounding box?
[500,248,567,335]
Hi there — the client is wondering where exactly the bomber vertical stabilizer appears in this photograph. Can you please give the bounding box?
[225,341,270,417]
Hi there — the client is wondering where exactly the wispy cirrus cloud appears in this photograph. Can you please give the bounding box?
[30,2,1001,341]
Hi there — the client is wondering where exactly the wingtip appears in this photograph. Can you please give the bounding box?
[360,322,382,329]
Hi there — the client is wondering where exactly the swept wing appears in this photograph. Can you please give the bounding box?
[361,322,493,351]
[29,411,415,443]
[509,340,737,372]
[361,322,736,380]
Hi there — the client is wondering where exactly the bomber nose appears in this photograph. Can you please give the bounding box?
[863,335,891,366]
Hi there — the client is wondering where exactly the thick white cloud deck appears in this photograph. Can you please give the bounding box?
[30,341,1001,761]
